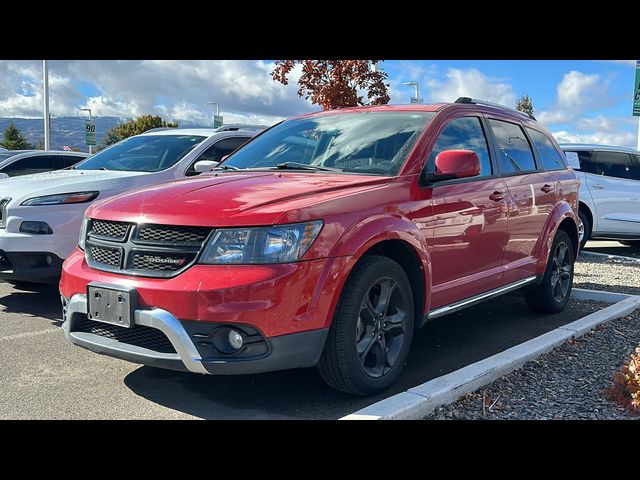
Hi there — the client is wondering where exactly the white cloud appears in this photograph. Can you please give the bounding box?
[427,68,515,106]
[538,70,613,125]
[552,129,637,148]
[0,60,314,123]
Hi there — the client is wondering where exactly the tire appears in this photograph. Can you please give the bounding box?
[317,255,414,395]
[619,241,640,249]
[578,209,590,250]
[524,230,575,314]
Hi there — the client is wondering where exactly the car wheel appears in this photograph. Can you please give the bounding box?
[578,209,590,250]
[524,230,574,314]
[317,255,414,395]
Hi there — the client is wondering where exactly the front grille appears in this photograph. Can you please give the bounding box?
[85,219,211,278]
[75,316,176,354]
[137,224,211,245]
[91,219,130,241]
[89,246,121,267]
[131,252,194,272]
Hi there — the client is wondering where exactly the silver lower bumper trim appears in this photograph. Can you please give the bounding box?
[63,293,208,374]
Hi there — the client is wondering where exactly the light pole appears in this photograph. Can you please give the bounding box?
[81,108,93,154]
[42,60,51,150]
[402,81,423,104]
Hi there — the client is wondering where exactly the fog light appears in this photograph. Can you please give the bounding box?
[227,330,244,350]
[20,221,53,235]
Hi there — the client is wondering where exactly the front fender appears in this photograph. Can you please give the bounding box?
[533,201,578,274]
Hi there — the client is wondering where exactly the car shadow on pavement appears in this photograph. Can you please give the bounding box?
[0,283,63,323]
[123,293,603,420]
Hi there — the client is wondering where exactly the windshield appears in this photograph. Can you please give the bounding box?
[74,134,207,172]
[221,112,435,176]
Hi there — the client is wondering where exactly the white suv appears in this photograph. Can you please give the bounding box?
[0,126,263,285]
[561,143,640,249]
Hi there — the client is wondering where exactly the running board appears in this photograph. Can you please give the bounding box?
[426,276,537,321]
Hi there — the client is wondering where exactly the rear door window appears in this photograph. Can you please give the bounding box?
[526,128,566,171]
[488,119,537,174]
[589,151,640,180]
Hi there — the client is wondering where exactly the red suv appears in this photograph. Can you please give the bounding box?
[60,98,579,395]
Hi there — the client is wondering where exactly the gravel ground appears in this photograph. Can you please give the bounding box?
[426,255,640,420]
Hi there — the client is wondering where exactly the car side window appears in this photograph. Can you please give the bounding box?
[427,117,492,177]
[590,151,640,180]
[0,156,56,176]
[526,128,566,171]
[58,155,83,168]
[488,119,537,174]
[198,137,250,162]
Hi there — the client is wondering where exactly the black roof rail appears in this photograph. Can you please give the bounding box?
[454,97,536,121]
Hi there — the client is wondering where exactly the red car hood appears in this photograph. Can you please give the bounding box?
[87,171,389,226]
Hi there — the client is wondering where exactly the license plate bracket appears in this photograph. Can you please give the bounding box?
[87,282,138,328]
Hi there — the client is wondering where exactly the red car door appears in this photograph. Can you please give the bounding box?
[487,118,548,283]
[425,116,509,309]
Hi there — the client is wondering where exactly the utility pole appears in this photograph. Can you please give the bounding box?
[43,60,51,150]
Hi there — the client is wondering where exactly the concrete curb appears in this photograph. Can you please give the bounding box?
[580,250,640,264]
[340,288,640,420]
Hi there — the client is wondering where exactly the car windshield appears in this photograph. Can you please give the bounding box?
[220,112,435,176]
[74,134,207,172]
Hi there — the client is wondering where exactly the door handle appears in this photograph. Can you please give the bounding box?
[541,184,554,193]
[592,184,604,189]
[489,191,504,202]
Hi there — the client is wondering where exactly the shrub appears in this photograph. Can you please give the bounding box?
[605,346,640,414]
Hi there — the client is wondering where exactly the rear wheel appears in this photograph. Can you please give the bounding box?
[578,209,590,250]
[524,230,575,314]
[317,255,414,395]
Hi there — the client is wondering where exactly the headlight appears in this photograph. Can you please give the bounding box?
[199,221,323,264]
[21,191,99,206]
[78,216,89,250]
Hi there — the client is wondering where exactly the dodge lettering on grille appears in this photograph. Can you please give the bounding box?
[144,256,187,266]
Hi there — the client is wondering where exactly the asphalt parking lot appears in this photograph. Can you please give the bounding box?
[0,279,607,420]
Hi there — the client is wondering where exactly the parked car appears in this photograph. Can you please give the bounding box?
[61,99,579,395]
[0,127,262,286]
[0,150,88,178]
[560,143,640,249]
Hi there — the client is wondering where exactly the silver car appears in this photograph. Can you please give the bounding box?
[0,150,89,178]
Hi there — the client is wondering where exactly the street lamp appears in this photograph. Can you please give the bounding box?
[43,60,51,150]
[209,102,223,128]
[81,108,93,154]
[402,82,423,104]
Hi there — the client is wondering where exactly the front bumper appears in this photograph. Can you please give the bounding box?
[0,250,64,284]
[62,294,329,374]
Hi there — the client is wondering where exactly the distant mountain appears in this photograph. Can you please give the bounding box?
[0,117,208,151]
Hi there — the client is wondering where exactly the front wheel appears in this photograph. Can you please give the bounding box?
[317,255,414,395]
[524,230,575,314]
[578,209,590,250]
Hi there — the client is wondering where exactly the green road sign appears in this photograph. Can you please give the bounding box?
[213,115,223,128]
[84,119,96,145]
[634,61,640,116]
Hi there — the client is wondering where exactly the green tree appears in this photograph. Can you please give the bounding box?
[516,95,534,117]
[0,123,34,150]
[271,60,390,110]
[101,115,179,147]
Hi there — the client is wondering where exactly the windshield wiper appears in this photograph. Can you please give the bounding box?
[275,162,339,172]
[212,164,240,171]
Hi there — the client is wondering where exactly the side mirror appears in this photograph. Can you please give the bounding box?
[193,160,219,173]
[427,150,481,183]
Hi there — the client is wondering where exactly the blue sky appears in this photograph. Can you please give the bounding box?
[0,60,637,147]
